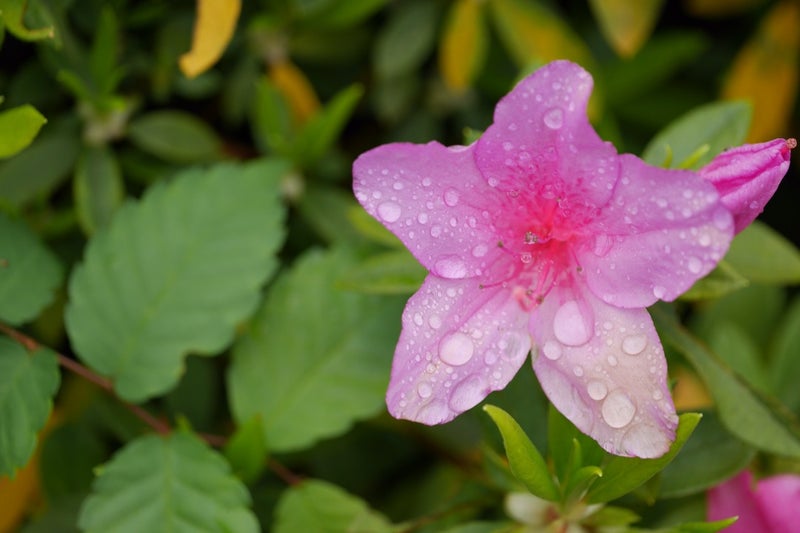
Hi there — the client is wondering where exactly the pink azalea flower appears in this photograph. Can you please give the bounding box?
[352,60,792,458]
[708,470,800,532]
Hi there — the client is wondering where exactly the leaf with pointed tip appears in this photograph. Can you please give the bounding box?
[725,221,800,285]
[78,431,258,533]
[0,105,46,159]
[66,160,286,402]
[0,337,60,477]
[0,212,63,326]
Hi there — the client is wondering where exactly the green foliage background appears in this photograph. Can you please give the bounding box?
[0,0,799,531]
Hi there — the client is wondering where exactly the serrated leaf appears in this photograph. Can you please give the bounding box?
[74,145,125,235]
[589,0,664,57]
[721,1,800,142]
[584,413,701,503]
[274,479,393,533]
[642,100,752,169]
[724,220,800,284]
[483,404,559,501]
[653,305,800,458]
[227,247,403,452]
[0,337,60,477]
[0,0,54,41]
[0,212,62,325]
[127,111,223,163]
[338,250,426,294]
[78,431,258,533]
[439,0,489,91]
[373,0,441,80]
[179,0,241,78]
[293,84,363,166]
[679,260,749,301]
[66,160,286,402]
[0,105,46,159]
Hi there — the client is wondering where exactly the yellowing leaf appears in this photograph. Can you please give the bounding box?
[439,0,488,91]
[268,61,321,125]
[179,0,242,79]
[672,366,713,411]
[0,457,38,533]
[722,1,800,142]
[589,0,664,57]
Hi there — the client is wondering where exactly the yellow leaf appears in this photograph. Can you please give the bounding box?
[439,0,488,91]
[588,0,664,57]
[179,0,242,79]
[268,61,321,125]
[722,1,800,142]
[672,366,714,411]
[685,0,767,17]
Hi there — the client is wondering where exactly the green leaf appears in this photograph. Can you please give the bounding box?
[0,0,54,41]
[679,260,749,301]
[0,212,63,325]
[642,100,751,169]
[707,322,770,393]
[78,431,258,533]
[547,404,606,485]
[73,145,125,235]
[297,184,366,245]
[228,247,403,452]
[89,6,122,97]
[293,84,363,166]
[653,305,800,458]
[274,479,393,533]
[338,250,427,294]
[585,413,701,503]
[127,111,223,163]
[373,0,441,80]
[0,337,60,477]
[40,423,107,501]
[0,132,80,209]
[724,220,800,284]
[66,160,286,402]
[659,411,754,498]
[223,416,268,484]
[483,404,559,501]
[770,295,800,411]
[0,105,46,159]
[299,0,388,29]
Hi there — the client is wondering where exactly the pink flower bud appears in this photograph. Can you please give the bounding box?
[700,138,795,234]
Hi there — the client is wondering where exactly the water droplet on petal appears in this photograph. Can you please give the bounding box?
[417,382,432,398]
[543,107,564,129]
[713,208,731,230]
[472,244,488,258]
[593,234,613,257]
[434,256,468,278]
[417,401,449,424]
[652,285,666,299]
[443,188,460,207]
[428,315,442,329]
[520,252,532,264]
[449,375,487,411]
[553,301,592,346]
[621,334,647,356]
[430,225,442,237]
[439,332,475,366]
[377,201,401,223]
[542,340,562,360]
[587,380,608,400]
[687,257,702,274]
[601,390,636,428]
[622,423,669,458]
[413,312,424,326]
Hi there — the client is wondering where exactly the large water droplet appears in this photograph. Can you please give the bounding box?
[416,401,449,424]
[417,382,432,398]
[587,380,608,400]
[439,332,475,366]
[443,188,460,207]
[621,334,647,356]
[687,256,703,274]
[472,244,488,258]
[542,340,562,360]
[593,234,613,257]
[428,315,442,329]
[377,201,401,223]
[601,390,636,428]
[622,423,668,459]
[553,300,592,346]
[652,285,666,299]
[449,375,487,411]
[543,107,564,130]
[434,256,468,278]
[413,313,424,326]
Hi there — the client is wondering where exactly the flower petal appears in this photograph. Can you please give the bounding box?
[700,138,794,234]
[754,474,800,531]
[530,285,677,458]
[475,60,618,207]
[707,471,769,532]
[353,141,504,279]
[580,154,734,308]
[387,276,530,424]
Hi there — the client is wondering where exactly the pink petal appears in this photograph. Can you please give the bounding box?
[754,474,800,531]
[387,276,530,424]
[353,141,504,279]
[530,285,677,458]
[700,138,794,234]
[708,471,769,532]
[580,154,734,308]
[475,61,618,208]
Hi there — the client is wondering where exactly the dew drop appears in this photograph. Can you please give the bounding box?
[413,312,424,326]
[607,355,618,366]
[430,225,442,238]
[621,334,647,356]
[449,375,487,411]
[472,244,488,258]
[687,257,703,274]
[587,380,608,400]
[553,301,592,346]
[377,201,401,223]
[417,213,429,224]
[434,256,468,279]
[443,188,460,207]
[593,234,613,257]
[713,208,731,230]
[417,382,432,398]
[601,390,636,428]
[428,315,442,329]
[416,401,449,424]
[439,332,475,366]
[542,340,562,360]
[543,107,564,129]
[520,252,532,264]
[652,285,666,299]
